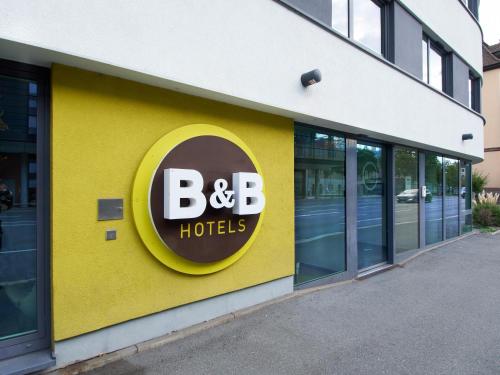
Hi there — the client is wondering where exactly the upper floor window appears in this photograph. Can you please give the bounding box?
[352,0,383,54]
[468,76,472,107]
[469,73,480,112]
[461,0,479,19]
[330,0,385,55]
[422,35,444,91]
[332,0,349,36]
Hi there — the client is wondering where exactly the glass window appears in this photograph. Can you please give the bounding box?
[331,0,348,36]
[294,125,346,285]
[425,153,443,245]
[465,0,479,18]
[353,0,382,54]
[357,142,387,269]
[428,45,443,91]
[0,76,38,341]
[469,75,480,112]
[395,147,419,253]
[28,82,37,96]
[444,158,459,238]
[460,160,472,233]
[422,35,445,92]
[289,0,388,56]
[422,38,429,81]
[468,77,472,108]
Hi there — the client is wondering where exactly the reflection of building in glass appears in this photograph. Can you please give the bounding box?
[0,76,38,346]
[295,126,345,199]
[0,77,37,208]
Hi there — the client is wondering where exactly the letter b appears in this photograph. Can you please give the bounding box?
[164,168,207,219]
[232,172,265,215]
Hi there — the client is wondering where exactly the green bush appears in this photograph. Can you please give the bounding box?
[472,171,488,195]
[473,203,500,227]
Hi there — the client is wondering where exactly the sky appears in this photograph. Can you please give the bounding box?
[479,0,500,45]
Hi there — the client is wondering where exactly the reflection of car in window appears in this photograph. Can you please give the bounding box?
[0,183,13,212]
[396,189,432,203]
[396,189,418,203]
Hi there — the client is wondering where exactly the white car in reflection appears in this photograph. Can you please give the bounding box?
[396,189,432,203]
[397,189,419,203]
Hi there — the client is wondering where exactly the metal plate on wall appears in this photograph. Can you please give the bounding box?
[98,199,124,221]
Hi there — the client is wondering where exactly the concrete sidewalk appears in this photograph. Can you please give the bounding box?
[84,234,500,375]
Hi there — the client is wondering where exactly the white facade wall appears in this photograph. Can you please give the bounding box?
[0,0,484,161]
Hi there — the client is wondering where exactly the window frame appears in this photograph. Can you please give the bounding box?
[294,124,348,286]
[327,0,390,58]
[0,59,51,361]
[349,0,388,57]
[461,0,479,19]
[295,122,476,288]
[469,72,481,112]
[422,34,447,93]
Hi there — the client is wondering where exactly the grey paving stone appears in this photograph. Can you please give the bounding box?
[86,234,500,375]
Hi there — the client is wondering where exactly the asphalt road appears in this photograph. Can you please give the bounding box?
[295,195,462,244]
[0,206,36,252]
[0,207,37,339]
[86,233,500,375]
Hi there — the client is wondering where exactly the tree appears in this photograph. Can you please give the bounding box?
[472,171,488,195]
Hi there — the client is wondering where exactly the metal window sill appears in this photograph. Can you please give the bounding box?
[0,350,55,375]
[356,263,396,280]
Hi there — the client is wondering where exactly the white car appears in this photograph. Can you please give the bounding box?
[396,189,419,203]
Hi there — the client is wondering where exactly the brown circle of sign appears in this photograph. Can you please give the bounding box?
[149,136,259,263]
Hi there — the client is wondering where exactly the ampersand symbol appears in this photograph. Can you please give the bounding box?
[210,179,235,209]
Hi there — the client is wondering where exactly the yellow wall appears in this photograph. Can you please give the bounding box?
[51,65,294,341]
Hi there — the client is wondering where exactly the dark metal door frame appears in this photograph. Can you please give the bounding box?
[0,59,51,361]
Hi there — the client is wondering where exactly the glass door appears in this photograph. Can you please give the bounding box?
[0,64,49,360]
[394,147,419,253]
[425,153,443,245]
[444,157,459,239]
[357,142,387,270]
[294,126,346,285]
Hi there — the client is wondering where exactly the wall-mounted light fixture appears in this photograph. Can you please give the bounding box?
[462,133,473,141]
[301,69,322,87]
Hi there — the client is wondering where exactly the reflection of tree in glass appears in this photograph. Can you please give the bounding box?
[357,146,383,195]
[357,148,378,176]
[444,158,459,196]
[395,149,416,176]
[395,148,417,195]
[425,154,443,196]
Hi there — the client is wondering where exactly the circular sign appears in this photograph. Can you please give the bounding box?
[362,161,379,191]
[132,124,265,274]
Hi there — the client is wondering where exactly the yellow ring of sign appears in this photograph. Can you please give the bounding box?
[132,124,265,275]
